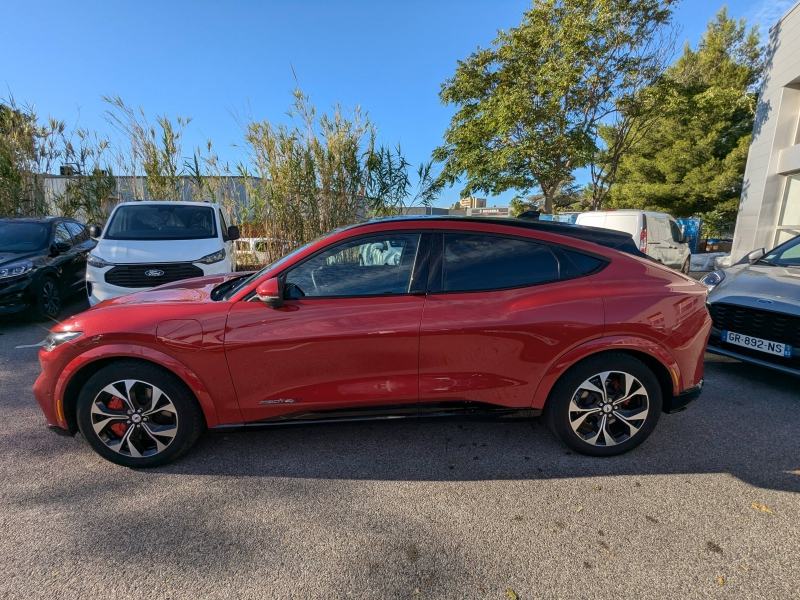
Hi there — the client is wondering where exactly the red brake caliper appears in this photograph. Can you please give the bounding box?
[107,396,127,437]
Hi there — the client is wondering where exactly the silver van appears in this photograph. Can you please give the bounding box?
[575,210,692,273]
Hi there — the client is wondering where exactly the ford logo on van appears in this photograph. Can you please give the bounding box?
[145,269,165,277]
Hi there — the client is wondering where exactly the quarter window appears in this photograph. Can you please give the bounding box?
[284,234,421,298]
[442,233,559,292]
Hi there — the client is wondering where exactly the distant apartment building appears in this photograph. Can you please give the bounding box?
[733,1,800,259]
[459,196,487,209]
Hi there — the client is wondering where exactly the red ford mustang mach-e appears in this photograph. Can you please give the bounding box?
[34,216,711,467]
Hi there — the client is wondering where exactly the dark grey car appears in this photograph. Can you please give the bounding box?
[702,235,800,376]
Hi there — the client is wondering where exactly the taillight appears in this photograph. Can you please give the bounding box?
[639,229,647,252]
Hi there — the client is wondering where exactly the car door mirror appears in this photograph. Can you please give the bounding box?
[51,241,71,255]
[224,225,240,242]
[745,248,766,263]
[88,225,102,238]
[256,277,284,308]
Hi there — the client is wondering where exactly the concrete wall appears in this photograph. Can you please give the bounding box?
[734,2,800,259]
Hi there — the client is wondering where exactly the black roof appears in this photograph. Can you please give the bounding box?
[349,215,642,255]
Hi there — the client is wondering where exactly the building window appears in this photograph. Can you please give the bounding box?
[777,175,800,246]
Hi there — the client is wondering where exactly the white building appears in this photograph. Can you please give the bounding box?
[733,2,800,259]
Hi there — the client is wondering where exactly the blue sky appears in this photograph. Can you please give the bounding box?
[1,0,793,207]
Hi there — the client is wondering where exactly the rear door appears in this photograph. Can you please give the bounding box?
[224,231,429,422]
[418,231,605,410]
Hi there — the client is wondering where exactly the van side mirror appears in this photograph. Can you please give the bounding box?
[224,225,240,242]
[256,277,284,309]
[88,225,102,238]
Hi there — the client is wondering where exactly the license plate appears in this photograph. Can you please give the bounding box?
[722,330,793,357]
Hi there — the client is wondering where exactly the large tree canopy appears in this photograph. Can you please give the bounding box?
[608,8,763,222]
[433,0,675,212]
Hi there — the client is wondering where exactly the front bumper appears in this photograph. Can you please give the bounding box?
[0,274,33,315]
[663,380,703,414]
[706,344,800,377]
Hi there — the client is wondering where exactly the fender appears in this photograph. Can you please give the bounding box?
[530,335,681,410]
[54,344,221,429]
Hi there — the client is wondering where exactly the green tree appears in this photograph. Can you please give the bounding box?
[433,0,675,213]
[608,8,763,222]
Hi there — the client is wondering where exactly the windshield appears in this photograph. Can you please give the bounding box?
[223,234,332,300]
[0,221,50,252]
[761,234,800,267]
[105,205,217,240]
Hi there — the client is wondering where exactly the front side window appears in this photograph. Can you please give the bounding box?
[284,234,421,298]
[669,220,683,243]
[66,222,88,243]
[104,205,217,240]
[442,233,559,292]
[54,223,73,247]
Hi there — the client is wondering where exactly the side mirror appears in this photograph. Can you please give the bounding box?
[747,248,766,263]
[51,241,71,255]
[88,225,102,238]
[256,277,284,309]
[224,225,240,242]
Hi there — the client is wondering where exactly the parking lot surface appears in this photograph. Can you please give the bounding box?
[1,299,798,599]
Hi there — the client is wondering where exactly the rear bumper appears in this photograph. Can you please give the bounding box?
[663,380,703,414]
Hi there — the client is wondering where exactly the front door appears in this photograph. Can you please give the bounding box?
[224,232,427,422]
[419,232,605,410]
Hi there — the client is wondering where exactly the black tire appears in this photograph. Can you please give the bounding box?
[31,276,62,321]
[545,352,662,457]
[76,360,204,468]
[681,257,691,275]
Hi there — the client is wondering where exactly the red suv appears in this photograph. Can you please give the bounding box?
[34,216,711,467]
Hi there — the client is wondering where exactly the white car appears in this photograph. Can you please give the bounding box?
[86,201,239,306]
[575,209,692,273]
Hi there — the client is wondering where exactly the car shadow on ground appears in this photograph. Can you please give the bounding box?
[0,294,89,333]
[128,354,797,494]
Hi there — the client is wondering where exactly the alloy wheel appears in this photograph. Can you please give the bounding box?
[90,379,179,458]
[41,281,61,317]
[568,371,649,447]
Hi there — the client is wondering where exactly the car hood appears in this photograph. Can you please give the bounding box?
[709,263,800,316]
[96,273,246,307]
[0,250,41,266]
[93,238,222,264]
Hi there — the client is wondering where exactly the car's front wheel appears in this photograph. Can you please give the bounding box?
[76,361,204,468]
[681,257,691,275]
[546,353,662,456]
[31,277,62,321]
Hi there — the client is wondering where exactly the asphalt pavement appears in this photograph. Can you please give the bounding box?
[0,297,798,599]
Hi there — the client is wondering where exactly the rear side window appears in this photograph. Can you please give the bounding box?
[559,249,605,275]
[442,233,559,292]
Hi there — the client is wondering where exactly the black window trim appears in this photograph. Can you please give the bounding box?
[245,229,433,302]
[427,229,609,296]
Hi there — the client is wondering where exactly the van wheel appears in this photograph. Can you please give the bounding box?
[545,353,662,457]
[76,361,204,468]
[681,257,690,274]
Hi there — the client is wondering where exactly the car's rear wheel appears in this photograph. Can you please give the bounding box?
[681,257,691,274]
[76,361,204,468]
[545,353,662,456]
[32,277,62,321]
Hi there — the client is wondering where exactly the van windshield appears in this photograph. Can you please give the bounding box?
[105,205,217,240]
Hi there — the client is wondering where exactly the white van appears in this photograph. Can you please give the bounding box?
[575,210,691,273]
[86,201,239,306]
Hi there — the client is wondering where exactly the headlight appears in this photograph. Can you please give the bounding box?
[194,248,226,265]
[700,269,725,291]
[0,260,33,279]
[87,254,114,268]
[43,331,84,352]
